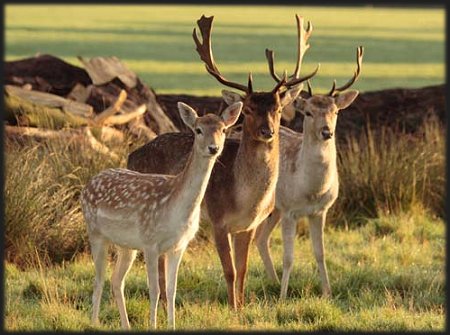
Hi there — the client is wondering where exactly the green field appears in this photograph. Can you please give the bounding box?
[4,5,446,332]
[5,5,445,95]
[5,210,446,331]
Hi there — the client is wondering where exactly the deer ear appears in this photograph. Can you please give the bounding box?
[293,97,308,115]
[335,90,359,110]
[221,102,243,129]
[222,90,243,105]
[280,84,304,108]
[177,102,198,131]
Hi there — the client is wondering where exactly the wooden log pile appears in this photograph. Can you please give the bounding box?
[5,54,180,157]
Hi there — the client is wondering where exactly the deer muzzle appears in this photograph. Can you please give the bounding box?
[208,145,220,155]
[259,126,275,140]
[321,126,333,140]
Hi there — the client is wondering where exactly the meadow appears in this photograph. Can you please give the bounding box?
[5,5,445,95]
[4,4,446,332]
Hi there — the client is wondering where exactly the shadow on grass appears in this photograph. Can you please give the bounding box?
[7,25,444,64]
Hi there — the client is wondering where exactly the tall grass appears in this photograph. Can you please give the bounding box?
[331,116,445,227]
[4,136,128,266]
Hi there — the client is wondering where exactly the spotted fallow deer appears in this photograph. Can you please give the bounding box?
[253,46,364,299]
[80,101,243,330]
[127,14,318,309]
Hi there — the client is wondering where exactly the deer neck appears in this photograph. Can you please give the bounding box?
[233,121,280,207]
[170,148,216,217]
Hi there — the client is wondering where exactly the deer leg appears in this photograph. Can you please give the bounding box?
[143,248,160,329]
[165,247,186,330]
[308,212,331,297]
[111,246,137,330]
[255,208,281,283]
[233,229,255,308]
[212,225,237,310]
[158,254,167,310]
[89,235,109,326]
[280,216,297,300]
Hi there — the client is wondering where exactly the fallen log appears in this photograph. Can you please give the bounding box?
[104,104,147,126]
[5,85,94,118]
[4,91,90,129]
[78,56,138,88]
[92,89,128,125]
[66,83,93,103]
[5,85,152,141]
[5,125,122,160]
[86,77,179,134]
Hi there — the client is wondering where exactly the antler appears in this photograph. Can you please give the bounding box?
[306,80,313,97]
[328,46,364,96]
[266,14,320,90]
[271,71,287,94]
[193,15,252,93]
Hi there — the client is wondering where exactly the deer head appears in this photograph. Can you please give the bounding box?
[178,101,243,156]
[193,15,318,142]
[293,47,363,141]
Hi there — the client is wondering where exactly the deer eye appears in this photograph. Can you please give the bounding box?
[195,128,202,135]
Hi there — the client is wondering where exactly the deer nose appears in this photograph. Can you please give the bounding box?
[208,145,219,155]
[259,127,274,139]
[321,126,333,140]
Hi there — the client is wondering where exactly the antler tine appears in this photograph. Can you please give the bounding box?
[265,48,282,82]
[193,15,249,93]
[328,46,364,96]
[307,80,313,96]
[291,15,312,79]
[284,63,320,88]
[272,70,287,94]
[247,72,253,93]
[327,80,337,96]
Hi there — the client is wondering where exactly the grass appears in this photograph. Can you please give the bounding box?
[5,5,445,95]
[4,209,445,331]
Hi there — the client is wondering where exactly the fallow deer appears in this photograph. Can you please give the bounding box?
[80,101,243,329]
[253,46,364,299]
[127,14,318,309]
